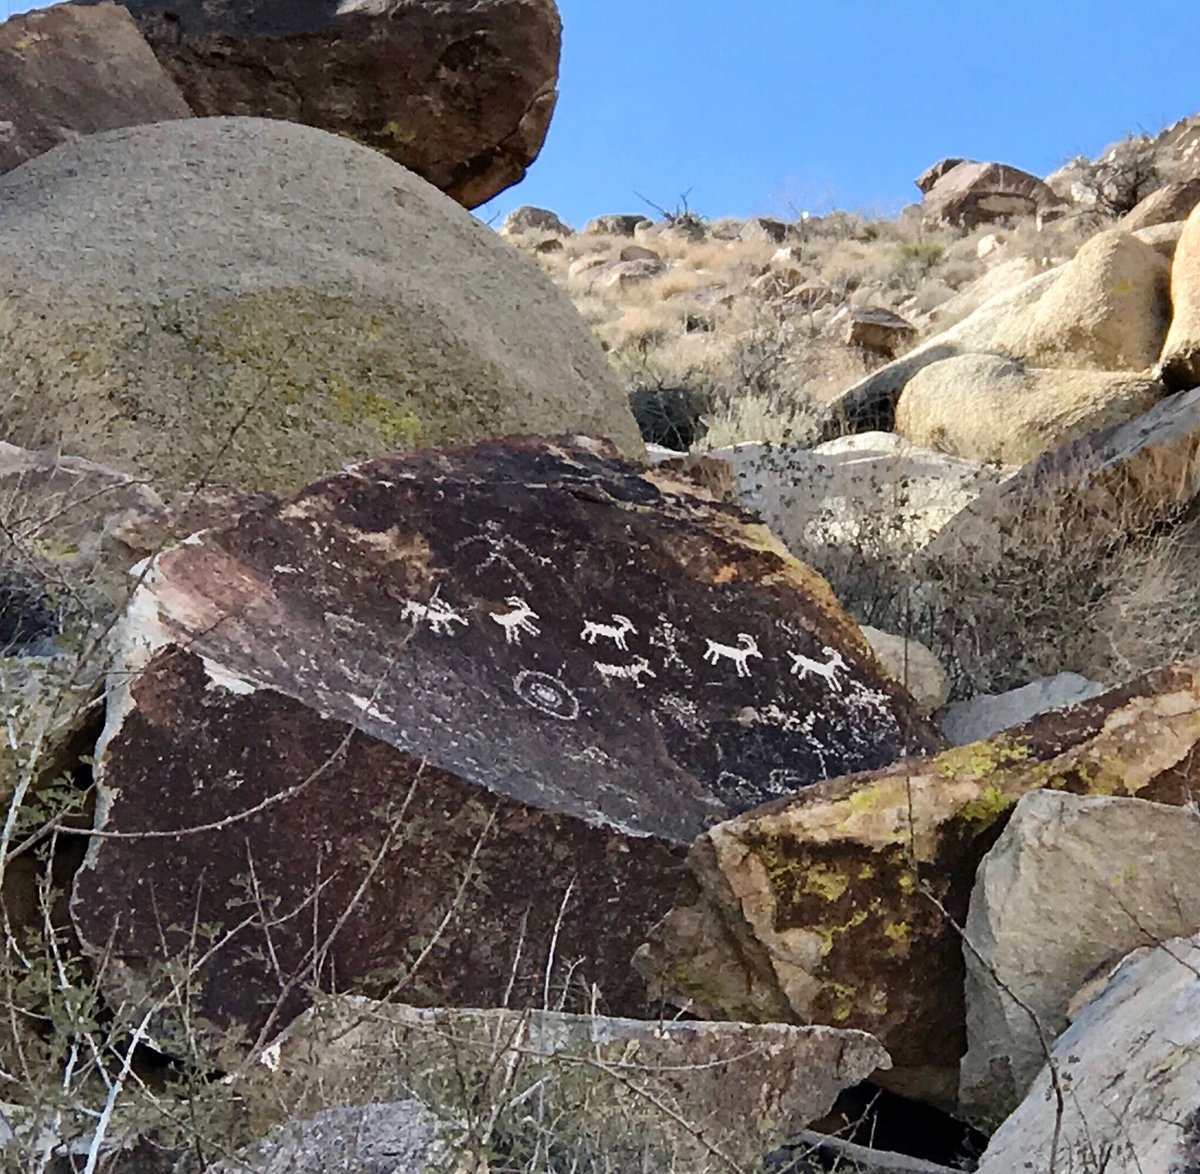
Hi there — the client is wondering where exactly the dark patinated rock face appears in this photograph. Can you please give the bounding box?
[72,0,561,208]
[72,437,937,1044]
[0,3,190,175]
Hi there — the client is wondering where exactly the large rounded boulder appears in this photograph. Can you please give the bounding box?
[895,353,1163,464]
[0,118,641,490]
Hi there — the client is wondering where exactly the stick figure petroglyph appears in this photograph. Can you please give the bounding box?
[788,646,848,691]
[595,656,656,689]
[702,633,762,678]
[490,597,541,644]
[581,614,637,650]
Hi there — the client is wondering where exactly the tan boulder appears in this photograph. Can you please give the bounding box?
[1132,218,1186,258]
[1160,202,1200,390]
[845,307,917,358]
[583,214,650,236]
[989,230,1171,370]
[635,658,1200,1102]
[1119,178,1200,231]
[895,353,1164,464]
[597,257,665,289]
[924,257,1044,334]
[500,205,573,236]
[960,789,1200,1125]
[859,626,949,713]
[821,267,1062,437]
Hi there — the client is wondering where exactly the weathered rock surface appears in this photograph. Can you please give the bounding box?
[0,118,641,492]
[977,935,1200,1174]
[583,213,650,236]
[845,307,917,358]
[914,157,967,195]
[75,0,561,209]
[940,673,1105,745]
[209,1102,445,1174]
[0,2,190,176]
[859,626,948,714]
[1119,178,1200,231]
[826,231,1169,441]
[637,659,1200,1101]
[921,161,1065,229]
[72,438,937,1045]
[987,230,1170,371]
[266,997,890,1171]
[821,268,1062,437]
[1160,202,1200,391]
[739,216,792,244]
[895,352,1163,464]
[928,385,1200,567]
[961,790,1200,1124]
[923,256,1043,331]
[499,204,573,236]
[712,434,1008,566]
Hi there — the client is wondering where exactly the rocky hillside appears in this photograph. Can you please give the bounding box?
[0,2,1198,1172]
[500,117,1200,455]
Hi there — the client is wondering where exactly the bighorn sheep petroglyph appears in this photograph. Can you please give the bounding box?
[581,614,637,650]
[702,633,762,678]
[489,597,541,645]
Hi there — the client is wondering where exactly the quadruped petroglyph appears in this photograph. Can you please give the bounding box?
[787,646,848,691]
[702,634,762,678]
[595,657,656,689]
[490,597,541,644]
[581,614,637,650]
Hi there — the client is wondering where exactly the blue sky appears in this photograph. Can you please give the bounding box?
[6,1,1197,227]
[479,0,1200,227]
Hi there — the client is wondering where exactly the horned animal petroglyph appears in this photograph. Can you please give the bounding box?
[702,633,762,678]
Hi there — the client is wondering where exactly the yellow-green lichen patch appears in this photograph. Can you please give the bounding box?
[935,735,1032,781]
[803,866,850,903]
[825,982,856,1022]
[959,783,1010,823]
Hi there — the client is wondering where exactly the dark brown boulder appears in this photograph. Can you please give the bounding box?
[0,2,190,175]
[72,0,561,208]
[72,437,938,1047]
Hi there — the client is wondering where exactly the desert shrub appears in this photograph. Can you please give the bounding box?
[628,383,714,449]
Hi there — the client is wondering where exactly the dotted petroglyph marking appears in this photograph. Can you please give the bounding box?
[657,694,700,729]
[649,619,691,673]
[489,597,541,645]
[702,633,762,678]
[580,614,637,650]
[594,657,656,689]
[513,670,580,721]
